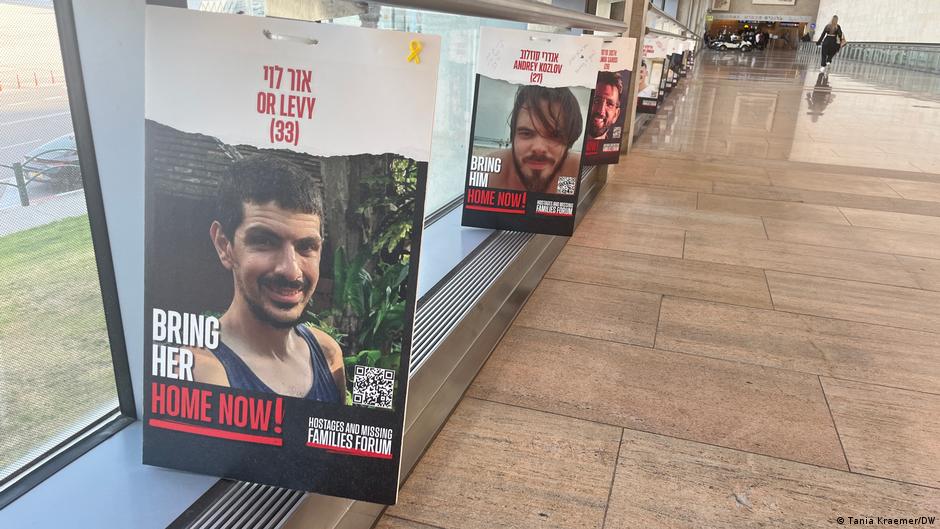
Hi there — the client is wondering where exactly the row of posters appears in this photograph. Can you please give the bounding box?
[144,7,687,505]
[638,34,695,114]
[461,29,636,236]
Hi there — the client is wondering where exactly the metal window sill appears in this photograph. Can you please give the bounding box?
[0,422,218,528]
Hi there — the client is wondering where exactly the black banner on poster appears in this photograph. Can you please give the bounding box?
[666,48,682,91]
[460,27,601,236]
[584,37,636,167]
[144,7,440,505]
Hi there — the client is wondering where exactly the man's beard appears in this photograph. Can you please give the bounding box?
[589,114,610,139]
[239,273,312,330]
[512,146,568,193]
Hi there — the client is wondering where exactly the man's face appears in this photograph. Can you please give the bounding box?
[511,100,570,192]
[218,202,322,329]
[589,83,621,139]
[639,64,649,87]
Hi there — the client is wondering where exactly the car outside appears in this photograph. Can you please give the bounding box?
[22,133,81,187]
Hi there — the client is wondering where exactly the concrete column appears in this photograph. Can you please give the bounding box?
[615,0,650,152]
[686,0,709,35]
[677,0,693,27]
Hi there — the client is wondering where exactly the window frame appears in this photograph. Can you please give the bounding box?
[0,0,625,525]
[0,0,137,509]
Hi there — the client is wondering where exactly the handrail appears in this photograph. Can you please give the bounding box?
[837,41,940,75]
[646,27,695,39]
[372,0,628,33]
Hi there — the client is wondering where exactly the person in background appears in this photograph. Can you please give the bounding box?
[817,15,846,73]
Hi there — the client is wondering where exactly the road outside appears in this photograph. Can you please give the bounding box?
[0,0,76,210]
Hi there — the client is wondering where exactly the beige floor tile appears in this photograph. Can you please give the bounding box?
[887,179,940,202]
[608,168,713,193]
[684,231,919,288]
[570,215,685,257]
[657,158,768,178]
[656,297,940,393]
[841,207,940,235]
[771,172,902,198]
[657,165,771,186]
[713,182,940,217]
[468,326,847,469]
[697,193,849,224]
[604,428,940,529]
[388,398,620,529]
[599,183,698,209]
[822,378,940,488]
[766,270,940,332]
[764,218,940,260]
[612,153,661,168]
[588,202,767,238]
[375,516,442,529]
[547,244,773,309]
[515,278,661,347]
[896,255,940,292]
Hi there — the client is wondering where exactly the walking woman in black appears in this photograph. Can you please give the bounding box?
[817,15,846,73]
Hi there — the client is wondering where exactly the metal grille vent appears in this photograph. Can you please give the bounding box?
[184,482,304,529]
[410,229,533,372]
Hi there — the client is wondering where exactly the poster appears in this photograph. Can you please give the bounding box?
[460,27,601,236]
[144,6,440,504]
[712,0,731,11]
[584,37,635,166]
[637,36,664,114]
[680,41,692,76]
[666,40,683,90]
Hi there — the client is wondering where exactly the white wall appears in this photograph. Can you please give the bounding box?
[73,0,146,417]
[714,0,820,18]
[815,0,940,43]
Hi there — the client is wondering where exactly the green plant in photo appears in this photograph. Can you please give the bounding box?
[305,156,417,403]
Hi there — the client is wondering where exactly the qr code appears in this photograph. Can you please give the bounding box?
[557,176,576,195]
[352,365,395,409]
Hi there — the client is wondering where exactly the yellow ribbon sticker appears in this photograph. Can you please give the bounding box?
[407,39,422,64]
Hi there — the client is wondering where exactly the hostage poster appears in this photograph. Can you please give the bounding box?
[637,36,665,114]
[584,37,636,166]
[460,27,600,236]
[144,6,439,504]
[665,38,682,91]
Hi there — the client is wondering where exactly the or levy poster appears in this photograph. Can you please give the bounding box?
[584,37,635,166]
[144,6,440,504]
[461,27,601,236]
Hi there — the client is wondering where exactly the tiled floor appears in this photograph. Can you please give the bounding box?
[379,50,940,528]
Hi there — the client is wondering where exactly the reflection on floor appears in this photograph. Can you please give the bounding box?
[378,50,940,528]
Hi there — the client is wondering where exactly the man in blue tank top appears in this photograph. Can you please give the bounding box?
[190,154,346,403]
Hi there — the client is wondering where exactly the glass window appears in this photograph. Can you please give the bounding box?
[0,0,118,485]
[328,8,527,216]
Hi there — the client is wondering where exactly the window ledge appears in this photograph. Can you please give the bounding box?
[0,422,217,529]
